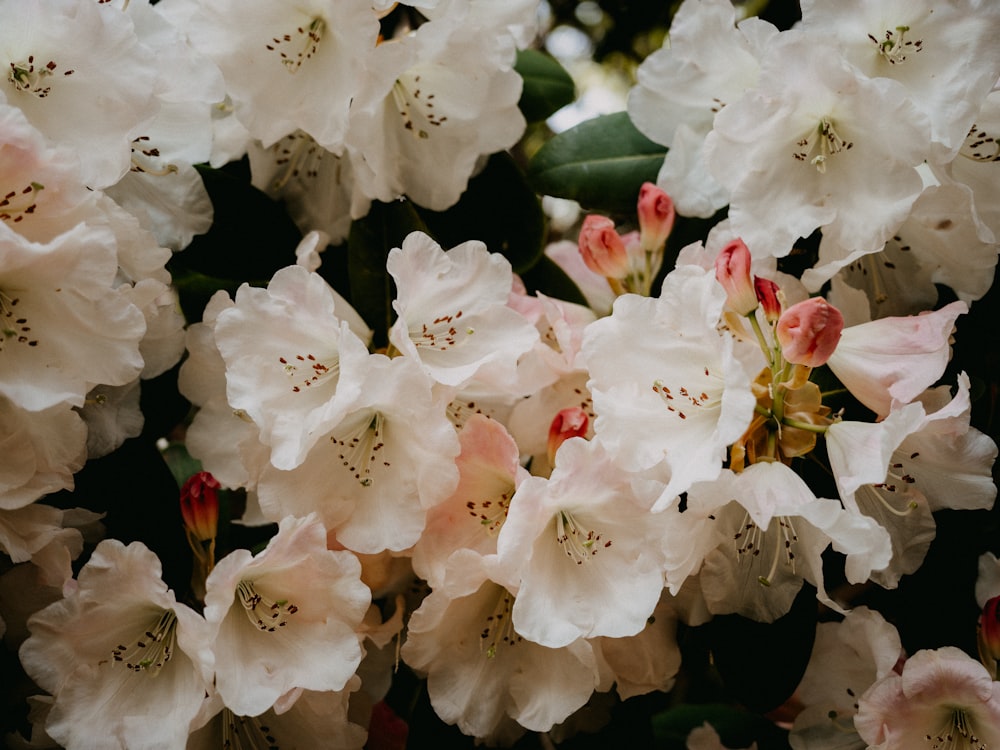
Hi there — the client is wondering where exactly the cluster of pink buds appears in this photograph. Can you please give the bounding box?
[577,182,675,296]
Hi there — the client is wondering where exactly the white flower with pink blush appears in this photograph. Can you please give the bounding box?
[202,513,370,718]
[855,646,1000,750]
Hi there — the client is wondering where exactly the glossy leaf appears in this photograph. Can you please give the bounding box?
[527,112,667,213]
[515,48,576,123]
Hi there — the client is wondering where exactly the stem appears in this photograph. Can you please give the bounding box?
[781,416,828,434]
[747,312,774,367]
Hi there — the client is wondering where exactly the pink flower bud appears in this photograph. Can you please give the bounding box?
[776,297,844,367]
[578,215,629,279]
[714,238,757,315]
[547,406,589,465]
[180,471,220,542]
[637,182,675,251]
[981,596,1000,662]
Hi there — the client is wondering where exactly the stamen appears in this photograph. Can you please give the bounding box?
[466,488,512,535]
[925,708,987,750]
[391,74,447,141]
[869,25,923,65]
[329,412,390,487]
[278,350,341,394]
[265,17,326,73]
[268,131,329,192]
[960,124,1000,163]
[734,513,797,587]
[236,580,298,632]
[222,708,284,750]
[0,290,38,351]
[7,56,73,98]
[555,510,611,565]
[480,589,520,659]
[0,181,44,224]
[129,136,178,176]
[651,366,719,422]
[110,610,177,675]
[410,309,472,351]
[793,118,854,173]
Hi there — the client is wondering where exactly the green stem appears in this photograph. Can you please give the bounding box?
[781,416,828,434]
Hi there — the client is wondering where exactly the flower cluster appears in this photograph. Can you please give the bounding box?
[2,0,999,748]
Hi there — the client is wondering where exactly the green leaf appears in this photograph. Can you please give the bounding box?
[347,200,428,349]
[652,703,790,749]
[527,111,667,213]
[515,49,576,123]
[417,152,545,274]
[518,253,588,307]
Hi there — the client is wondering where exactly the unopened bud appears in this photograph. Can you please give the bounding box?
[637,182,675,252]
[547,406,589,465]
[715,239,758,315]
[578,215,628,279]
[981,596,1000,662]
[776,297,844,367]
[180,471,220,542]
[754,277,782,322]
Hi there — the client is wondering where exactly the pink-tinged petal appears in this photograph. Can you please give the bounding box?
[826,301,966,416]
[776,297,844,367]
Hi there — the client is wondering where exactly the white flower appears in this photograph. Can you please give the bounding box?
[387,231,538,389]
[855,647,1000,750]
[704,30,930,260]
[401,549,601,740]
[799,0,1000,160]
[182,0,378,150]
[256,353,460,554]
[789,607,902,750]
[582,264,759,505]
[213,265,372,471]
[825,300,966,417]
[627,0,779,217]
[344,16,525,211]
[0,0,160,188]
[19,540,214,750]
[497,438,671,647]
[203,514,370,717]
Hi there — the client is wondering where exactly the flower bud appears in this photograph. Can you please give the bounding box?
[637,182,675,251]
[180,471,220,542]
[776,297,844,367]
[578,215,628,279]
[980,596,1000,662]
[754,277,782,322]
[714,239,757,315]
[547,406,589,465]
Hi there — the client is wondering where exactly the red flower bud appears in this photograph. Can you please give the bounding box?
[715,239,757,315]
[754,277,782,322]
[637,182,675,252]
[776,297,844,367]
[180,471,220,542]
[578,215,629,279]
[981,596,1000,662]
[548,406,589,465]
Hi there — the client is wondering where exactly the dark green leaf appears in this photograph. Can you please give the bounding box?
[526,112,667,213]
[518,253,588,306]
[182,163,300,282]
[652,703,790,749]
[348,200,428,349]
[515,48,576,123]
[417,152,545,274]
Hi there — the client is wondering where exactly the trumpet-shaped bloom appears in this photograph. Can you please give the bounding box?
[627,0,778,217]
[401,550,601,741]
[387,232,538,389]
[202,514,370,717]
[497,438,671,647]
[181,0,378,150]
[704,31,930,260]
[582,264,759,505]
[19,540,214,750]
[855,647,1000,750]
[213,265,372,470]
